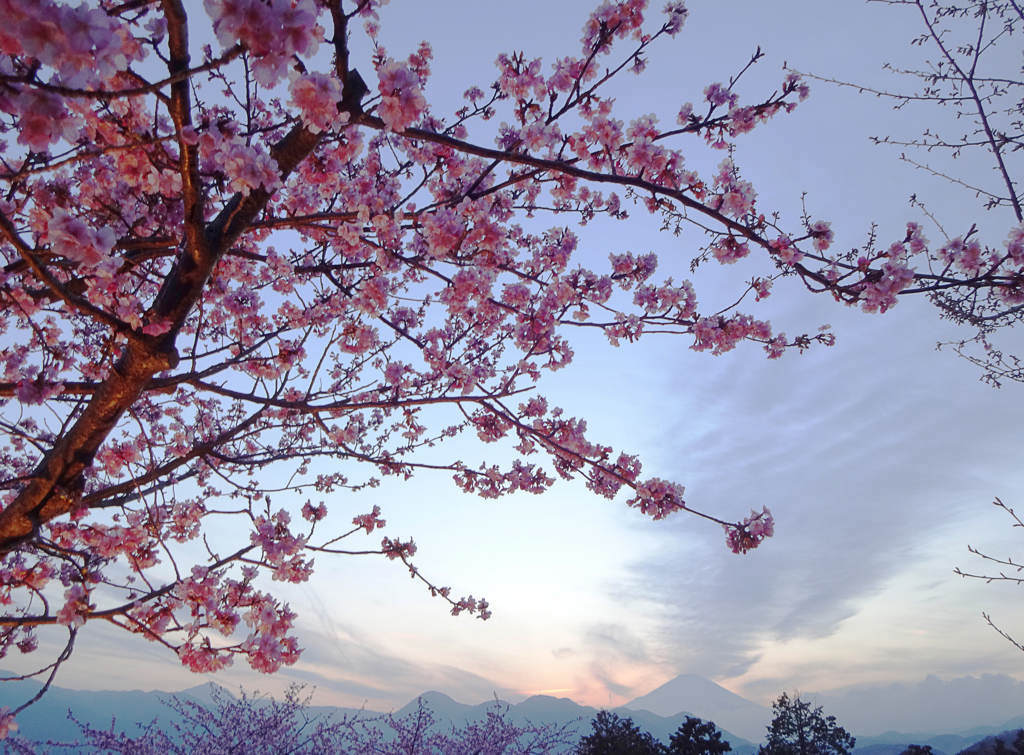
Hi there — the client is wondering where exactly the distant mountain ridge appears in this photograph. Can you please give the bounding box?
[0,671,1021,755]
[852,717,1024,755]
[381,688,762,755]
[621,674,1024,749]
[0,675,760,754]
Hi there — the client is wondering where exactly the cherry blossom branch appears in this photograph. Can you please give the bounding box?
[0,44,244,102]
[0,1,351,551]
[0,136,177,180]
[0,208,135,332]
[359,115,772,251]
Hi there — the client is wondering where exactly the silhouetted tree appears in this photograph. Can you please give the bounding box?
[577,712,664,755]
[900,745,933,755]
[759,693,854,755]
[993,730,1024,755]
[667,717,732,755]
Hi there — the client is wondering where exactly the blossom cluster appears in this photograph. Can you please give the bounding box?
[352,505,386,533]
[691,314,774,356]
[710,159,757,219]
[204,0,323,86]
[56,584,93,629]
[581,0,650,55]
[199,121,283,196]
[251,510,313,584]
[450,595,491,620]
[289,71,348,135]
[724,507,775,554]
[376,54,428,132]
[627,477,686,520]
[0,0,144,150]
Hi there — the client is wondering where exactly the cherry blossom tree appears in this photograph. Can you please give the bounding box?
[0,0,1021,735]
[5,683,577,755]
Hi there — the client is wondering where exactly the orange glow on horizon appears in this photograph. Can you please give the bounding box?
[518,688,577,696]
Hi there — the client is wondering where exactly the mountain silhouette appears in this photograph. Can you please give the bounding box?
[623,674,772,742]
[2,670,1021,755]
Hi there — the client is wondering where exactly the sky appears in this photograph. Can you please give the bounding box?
[6,0,1024,734]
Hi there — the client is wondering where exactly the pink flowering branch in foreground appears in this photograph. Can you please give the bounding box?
[0,0,1020,727]
[5,683,579,755]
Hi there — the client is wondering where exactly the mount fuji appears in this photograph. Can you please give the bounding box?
[623,675,772,743]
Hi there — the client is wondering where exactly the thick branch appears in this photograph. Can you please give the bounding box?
[0,3,342,552]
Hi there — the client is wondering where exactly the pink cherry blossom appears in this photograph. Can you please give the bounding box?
[724,506,774,554]
[56,584,93,628]
[783,70,810,101]
[46,208,117,268]
[14,378,64,404]
[289,71,348,134]
[704,82,738,109]
[204,0,322,87]
[381,536,417,561]
[178,642,234,673]
[809,220,834,252]
[858,254,916,314]
[711,235,750,264]
[627,477,686,520]
[581,0,649,55]
[770,235,803,264]
[12,88,82,152]
[663,1,689,36]
[302,501,328,523]
[938,236,984,274]
[353,505,386,533]
[0,707,16,740]
[377,58,427,132]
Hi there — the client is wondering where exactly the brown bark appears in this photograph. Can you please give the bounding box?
[0,1,337,551]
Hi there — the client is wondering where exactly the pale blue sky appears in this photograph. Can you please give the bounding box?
[7,0,1024,726]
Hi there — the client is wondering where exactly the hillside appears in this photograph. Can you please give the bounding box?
[0,676,757,754]
[1,671,1021,755]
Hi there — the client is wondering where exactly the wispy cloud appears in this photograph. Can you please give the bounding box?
[607,296,1024,691]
